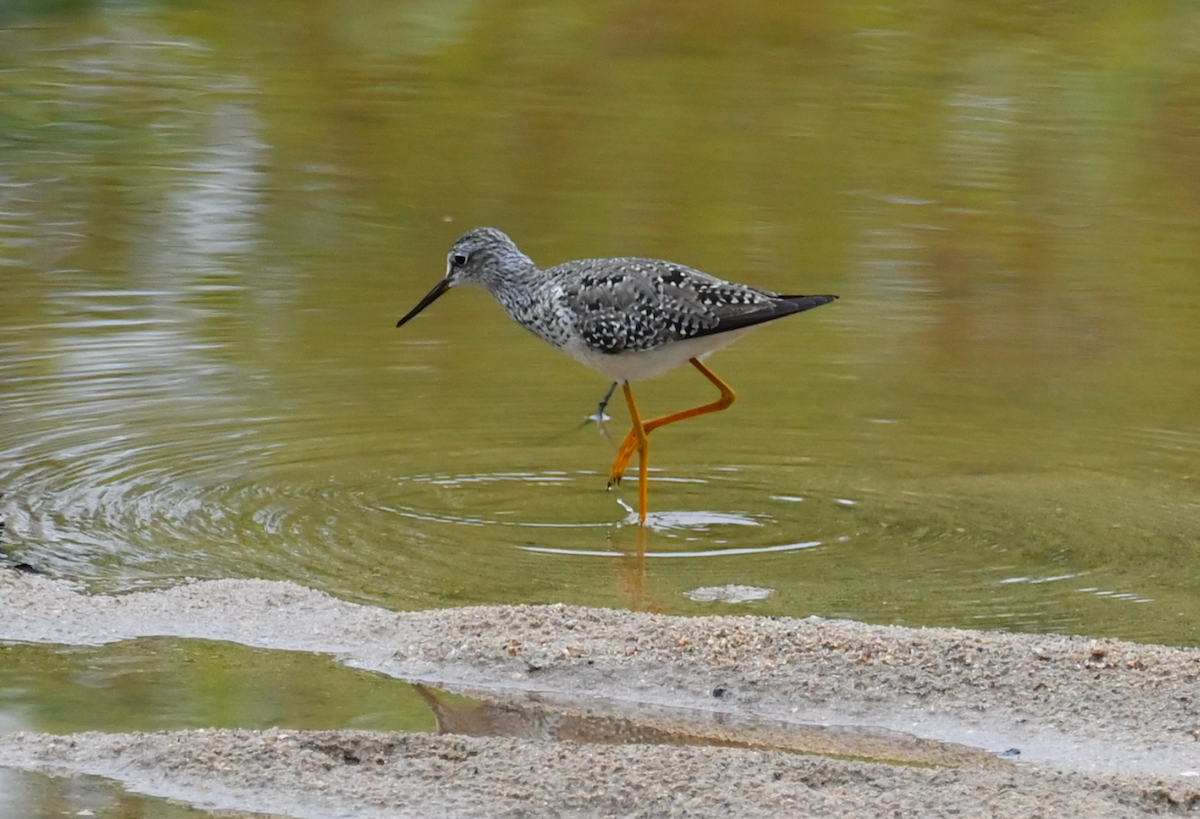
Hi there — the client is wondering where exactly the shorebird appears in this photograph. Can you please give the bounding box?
[396,227,837,524]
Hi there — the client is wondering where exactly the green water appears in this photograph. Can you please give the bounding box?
[0,639,435,734]
[2,0,1199,662]
[0,768,221,819]
[0,639,438,816]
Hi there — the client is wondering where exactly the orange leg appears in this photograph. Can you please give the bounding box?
[607,358,737,494]
[619,382,651,523]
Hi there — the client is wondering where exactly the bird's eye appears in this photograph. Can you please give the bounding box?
[451,252,469,267]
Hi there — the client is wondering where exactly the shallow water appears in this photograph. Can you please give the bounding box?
[0,768,218,819]
[2,0,1199,653]
[0,639,436,735]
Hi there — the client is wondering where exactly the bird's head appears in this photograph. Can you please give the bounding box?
[396,227,533,328]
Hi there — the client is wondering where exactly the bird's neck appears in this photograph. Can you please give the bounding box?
[486,261,544,315]
[486,264,567,345]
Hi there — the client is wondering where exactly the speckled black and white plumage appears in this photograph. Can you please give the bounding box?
[396,227,837,383]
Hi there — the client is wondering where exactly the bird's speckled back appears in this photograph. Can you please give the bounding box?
[445,227,814,356]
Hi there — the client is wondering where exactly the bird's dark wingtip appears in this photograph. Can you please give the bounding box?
[780,294,839,312]
[687,293,838,339]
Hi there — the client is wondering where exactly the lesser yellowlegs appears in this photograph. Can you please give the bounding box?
[396,227,837,524]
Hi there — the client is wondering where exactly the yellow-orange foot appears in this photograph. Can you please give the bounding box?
[607,429,640,487]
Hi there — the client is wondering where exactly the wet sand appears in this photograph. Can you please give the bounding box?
[1,567,1199,817]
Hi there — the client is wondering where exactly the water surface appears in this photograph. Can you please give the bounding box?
[2,0,1199,648]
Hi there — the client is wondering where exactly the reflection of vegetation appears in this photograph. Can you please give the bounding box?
[0,26,233,164]
[0,0,105,26]
[0,87,39,146]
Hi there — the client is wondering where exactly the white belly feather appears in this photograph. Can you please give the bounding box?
[558,327,756,383]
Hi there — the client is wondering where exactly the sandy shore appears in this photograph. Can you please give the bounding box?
[1,567,1199,817]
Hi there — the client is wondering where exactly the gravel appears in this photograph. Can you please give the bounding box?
[2,568,1199,817]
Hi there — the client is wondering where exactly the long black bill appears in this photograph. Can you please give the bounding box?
[396,279,451,328]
